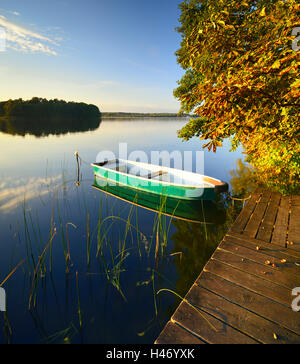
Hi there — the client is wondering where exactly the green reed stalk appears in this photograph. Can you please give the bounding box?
[49,192,57,273]
[23,203,36,274]
[87,214,91,266]
[201,200,208,241]
[29,230,56,310]
[76,272,82,328]
[65,223,76,273]
[0,260,25,288]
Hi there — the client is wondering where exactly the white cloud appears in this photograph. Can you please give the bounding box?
[0,15,59,55]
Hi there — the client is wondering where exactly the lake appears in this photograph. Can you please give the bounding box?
[0,118,247,344]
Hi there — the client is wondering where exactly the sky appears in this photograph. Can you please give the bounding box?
[0,0,185,112]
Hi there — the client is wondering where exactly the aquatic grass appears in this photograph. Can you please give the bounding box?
[75,272,82,328]
[137,319,158,338]
[43,323,78,344]
[56,199,69,269]
[22,200,36,275]
[34,212,47,274]
[134,203,144,259]
[16,226,26,276]
[28,228,57,310]
[95,215,148,258]
[201,200,208,241]
[152,270,158,316]
[28,210,43,254]
[148,195,180,264]
[2,312,13,344]
[86,214,91,266]
[91,205,143,301]
[65,222,76,273]
[96,195,103,257]
[0,260,25,288]
[49,190,58,273]
[137,268,178,337]
[107,242,130,302]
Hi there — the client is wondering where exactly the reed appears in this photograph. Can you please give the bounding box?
[65,222,76,273]
[76,271,82,328]
[0,260,25,288]
[43,323,78,344]
[22,201,36,275]
[86,214,91,266]
[28,229,57,310]
[2,313,12,344]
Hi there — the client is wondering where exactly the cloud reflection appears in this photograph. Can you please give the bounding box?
[0,175,62,213]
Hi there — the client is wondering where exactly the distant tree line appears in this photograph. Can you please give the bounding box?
[101,112,191,119]
[0,98,101,137]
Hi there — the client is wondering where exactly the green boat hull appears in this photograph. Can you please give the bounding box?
[93,175,226,224]
[92,165,217,201]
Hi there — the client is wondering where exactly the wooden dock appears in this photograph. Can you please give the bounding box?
[156,189,300,344]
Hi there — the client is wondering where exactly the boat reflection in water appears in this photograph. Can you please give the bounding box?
[93,174,226,225]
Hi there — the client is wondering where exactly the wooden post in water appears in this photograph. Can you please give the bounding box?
[75,151,80,187]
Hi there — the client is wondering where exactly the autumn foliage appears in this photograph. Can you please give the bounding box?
[175,0,300,194]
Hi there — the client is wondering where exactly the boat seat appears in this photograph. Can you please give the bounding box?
[141,170,168,180]
[96,159,119,167]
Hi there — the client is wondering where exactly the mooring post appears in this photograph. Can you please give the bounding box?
[75,151,80,187]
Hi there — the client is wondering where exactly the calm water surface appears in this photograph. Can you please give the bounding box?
[0,118,246,344]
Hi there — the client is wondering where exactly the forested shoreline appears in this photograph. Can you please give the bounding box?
[101,112,191,118]
[0,98,101,137]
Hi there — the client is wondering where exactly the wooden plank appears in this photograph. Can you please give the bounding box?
[171,285,258,344]
[197,271,300,335]
[291,195,300,206]
[155,322,206,344]
[186,285,300,344]
[230,189,263,234]
[243,190,272,239]
[205,258,293,307]
[210,249,300,290]
[227,232,300,260]
[219,239,300,277]
[288,206,300,251]
[257,192,281,242]
[225,234,300,263]
[271,196,290,247]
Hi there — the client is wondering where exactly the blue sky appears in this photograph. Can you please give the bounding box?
[0,0,185,112]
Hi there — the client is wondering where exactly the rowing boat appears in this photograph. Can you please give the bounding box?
[91,159,228,201]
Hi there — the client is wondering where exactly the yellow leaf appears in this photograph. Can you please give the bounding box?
[272,60,281,69]
[221,10,229,16]
[260,7,266,17]
[217,20,226,27]
[291,79,300,88]
[226,25,236,31]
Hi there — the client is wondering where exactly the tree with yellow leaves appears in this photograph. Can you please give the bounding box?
[175,0,300,194]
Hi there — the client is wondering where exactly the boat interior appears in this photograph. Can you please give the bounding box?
[95,159,215,187]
